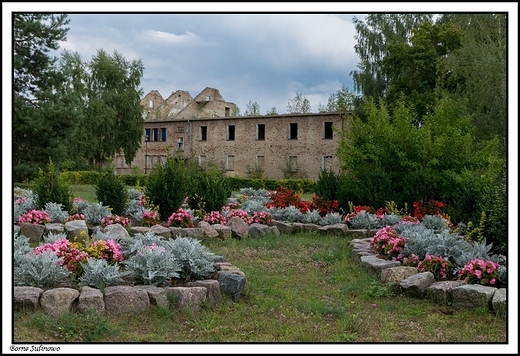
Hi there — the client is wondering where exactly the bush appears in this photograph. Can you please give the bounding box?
[33,159,73,212]
[95,167,127,216]
[145,157,190,219]
[187,162,230,217]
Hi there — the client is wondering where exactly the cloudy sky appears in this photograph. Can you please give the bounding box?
[5,2,515,115]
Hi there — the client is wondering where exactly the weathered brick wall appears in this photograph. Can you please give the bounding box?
[116,87,348,180]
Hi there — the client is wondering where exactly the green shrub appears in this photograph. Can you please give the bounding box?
[33,159,73,212]
[481,168,507,255]
[95,167,127,216]
[145,157,189,218]
[187,162,230,216]
[315,168,340,202]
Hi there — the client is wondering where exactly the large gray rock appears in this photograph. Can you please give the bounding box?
[135,285,169,309]
[19,223,45,243]
[451,284,497,310]
[186,279,223,305]
[44,223,65,236]
[216,271,247,302]
[77,286,105,314]
[399,272,435,298]
[426,280,467,305]
[14,286,43,311]
[40,287,80,316]
[64,220,89,241]
[492,288,507,316]
[103,223,131,240]
[380,266,419,286]
[104,285,150,315]
[360,255,401,278]
[270,220,293,234]
[149,224,171,239]
[198,221,220,238]
[211,224,232,239]
[165,287,207,312]
[226,216,249,239]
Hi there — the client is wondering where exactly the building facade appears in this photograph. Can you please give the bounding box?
[114,87,347,180]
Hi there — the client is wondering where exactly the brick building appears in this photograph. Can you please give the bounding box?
[114,87,347,180]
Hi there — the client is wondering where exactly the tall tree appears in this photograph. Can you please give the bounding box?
[319,85,358,113]
[382,21,463,118]
[13,13,77,181]
[61,49,145,168]
[287,91,311,114]
[351,14,433,99]
[244,100,260,116]
[437,13,507,157]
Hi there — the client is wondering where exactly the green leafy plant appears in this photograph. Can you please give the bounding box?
[33,159,73,212]
[95,167,127,216]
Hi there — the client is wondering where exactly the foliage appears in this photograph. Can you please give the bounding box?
[44,202,69,223]
[186,162,230,216]
[34,238,89,277]
[479,168,507,255]
[60,49,145,168]
[203,211,227,225]
[14,250,70,288]
[122,243,181,286]
[13,14,78,181]
[33,159,73,212]
[336,96,504,224]
[286,91,311,114]
[83,202,111,226]
[79,259,129,293]
[145,156,190,218]
[418,255,454,281]
[319,84,358,113]
[95,168,127,216]
[244,100,261,116]
[14,187,37,223]
[351,14,433,100]
[437,14,507,157]
[164,237,216,281]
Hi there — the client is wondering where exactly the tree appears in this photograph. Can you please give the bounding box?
[244,100,260,116]
[437,14,507,158]
[287,91,311,114]
[351,14,433,99]
[265,107,278,115]
[382,21,463,118]
[319,85,358,113]
[13,14,78,181]
[62,49,145,168]
[336,96,503,224]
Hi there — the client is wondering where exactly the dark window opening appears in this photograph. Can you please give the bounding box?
[225,107,230,117]
[153,128,159,141]
[289,123,298,140]
[161,128,167,141]
[201,126,207,141]
[257,124,265,140]
[227,125,235,141]
[324,122,333,139]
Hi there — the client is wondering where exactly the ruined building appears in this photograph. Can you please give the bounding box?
[114,87,347,180]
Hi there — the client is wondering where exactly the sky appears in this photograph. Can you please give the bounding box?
[3,2,519,355]
[4,2,516,115]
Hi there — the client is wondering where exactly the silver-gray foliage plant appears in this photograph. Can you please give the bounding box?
[83,202,111,225]
[322,212,343,226]
[13,187,37,223]
[122,244,181,286]
[14,250,70,288]
[164,236,216,281]
[79,259,130,293]
[44,202,69,223]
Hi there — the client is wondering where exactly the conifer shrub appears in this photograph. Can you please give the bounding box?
[145,157,190,219]
[186,162,230,217]
[33,159,73,212]
[95,167,127,216]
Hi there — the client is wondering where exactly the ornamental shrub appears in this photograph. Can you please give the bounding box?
[95,167,127,216]
[33,158,73,212]
[145,156,190,218]
[186,162,230,216]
